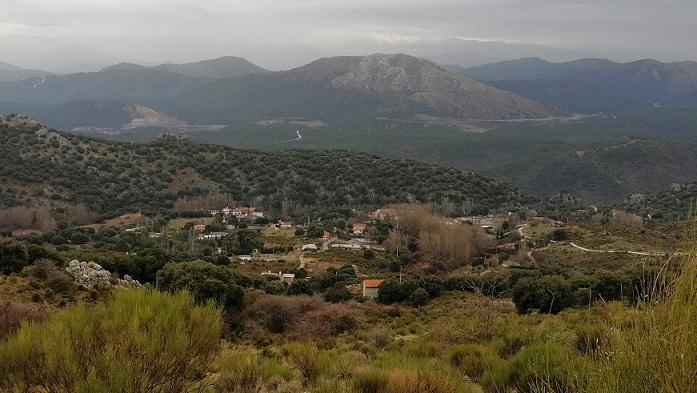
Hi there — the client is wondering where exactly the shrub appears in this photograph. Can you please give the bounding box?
[157,260,244,309]
[377,280,405,304]
[352,368,389,393]
[324,284,352,303]
[0,303,45,339]
[574,324,612,357]
[586,251,697,393]
[245,295,358,340]
[363,249,375,260]
[410,288,429,308]
[449,344,506,381]
[512,275,577,314]
[288,279,314,296]
[385,368,480,393]
[505,342,586,393]
[0,239,29,274]
[284,342,324,385]
[214,350,265,393]
[0,288,222,393]
[46,268,76,294]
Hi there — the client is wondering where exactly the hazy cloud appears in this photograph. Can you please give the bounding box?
[0,0,694,71]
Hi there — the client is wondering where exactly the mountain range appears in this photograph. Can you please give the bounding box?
[3,53,697,205]
[102,56,269,79]
[0,53,565,130]
[0,61,54,82]
[163,53,564,124]
[461,58,697,112]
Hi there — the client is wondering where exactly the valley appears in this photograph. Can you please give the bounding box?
[2,43,697,393]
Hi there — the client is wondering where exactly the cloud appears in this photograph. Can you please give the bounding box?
[0,0,694,70]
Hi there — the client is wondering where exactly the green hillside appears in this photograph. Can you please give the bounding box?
[0,115,531,222]
[489,79,645,113]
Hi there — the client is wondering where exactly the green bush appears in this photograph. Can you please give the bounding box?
[352,368,389,393]
[324,284,352,303]
[288,279,314,296]
[0,239,29,274]
[504,342,586,393]
[512,275,577,314]
[410,288,429,308]
[449,344,506,381]
[156,260,244,309]
[0,288,222,393]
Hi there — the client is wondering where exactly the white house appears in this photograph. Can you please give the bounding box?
[199,232,227,240]
[261,270,296,283]
[302,244,318,251]
[238,255,253,262]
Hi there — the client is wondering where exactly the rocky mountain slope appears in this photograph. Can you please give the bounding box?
[165,53,566,124]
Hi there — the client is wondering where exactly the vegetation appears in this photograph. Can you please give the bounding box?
[0,116,529,230]
[0,288,221,393]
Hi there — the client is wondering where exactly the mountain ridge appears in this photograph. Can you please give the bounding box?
[464,57,697,103]
[165,53,567,124]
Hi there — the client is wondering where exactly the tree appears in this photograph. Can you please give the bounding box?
[0,239,29,274]
[288,279,314,296]
[0,288,221,393]
[512,275,576,314]
[550,229,568,241]
[156,261,244,309]
[363,248,375,260]
[410,287,429,308]
[377,280,405,304]
[323,284,352,303]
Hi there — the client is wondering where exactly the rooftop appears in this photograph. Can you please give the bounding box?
[362,279,384,288]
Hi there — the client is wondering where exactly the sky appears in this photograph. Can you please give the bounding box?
[0,0,695,71]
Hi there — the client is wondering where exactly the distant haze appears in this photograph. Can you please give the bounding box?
[1,0,695,72]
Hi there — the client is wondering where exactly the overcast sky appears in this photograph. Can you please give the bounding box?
[1,0,695,71]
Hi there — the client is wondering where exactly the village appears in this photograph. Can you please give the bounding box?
[100,203,600,300]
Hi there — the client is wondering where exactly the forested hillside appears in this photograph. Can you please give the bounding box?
[0,115,530,226]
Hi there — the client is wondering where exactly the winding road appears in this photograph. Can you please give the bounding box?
[289,130,302,141]
[518,225,671,257]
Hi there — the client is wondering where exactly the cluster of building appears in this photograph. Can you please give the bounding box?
[261,270,296,283]
[209,206,264,219]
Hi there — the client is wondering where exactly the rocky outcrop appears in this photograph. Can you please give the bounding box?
[65,260,141,289]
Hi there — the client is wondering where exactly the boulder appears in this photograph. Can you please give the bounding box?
[65,259,141,289]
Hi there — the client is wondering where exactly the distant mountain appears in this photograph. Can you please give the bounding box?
[464,58,697,104]
[0,115,530,219]
[0,68,209,105]
[0,56,266,108]
[487,79,645,113]
[151,56,269,79]
[165,53,565,124]
[100,63,148,72]
[0,61,54,82]
[100,56,268,79]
